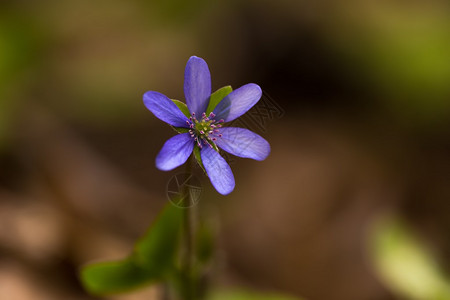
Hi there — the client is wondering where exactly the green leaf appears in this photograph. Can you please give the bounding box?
[369,216,450,300]
[80,258,153,295]
[206,86,233,115]
[172,99,191,118]
[171,99,192,133]
[193,145,206,173]
[171,126,191,133]
[134,203,183,274]
[80,203,184,295]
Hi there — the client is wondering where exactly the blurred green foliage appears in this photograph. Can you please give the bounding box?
[369,215,450,300]
[209,288,302,300]
[329,2,450,123]
[134,202,183,272]
[139,0,210,24]
[80,258,156,295]
[81,200,219,298]
[0,9,41,148]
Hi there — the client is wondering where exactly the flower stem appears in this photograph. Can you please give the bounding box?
[180,158,196,300]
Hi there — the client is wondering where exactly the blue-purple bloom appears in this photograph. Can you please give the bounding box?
[143,56,270,195]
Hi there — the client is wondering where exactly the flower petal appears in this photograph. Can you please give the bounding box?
[144,91,189,127]
[213,83,262,122]
[156,133,194,171]
[200,146,235,195]
[184,56,211,116]
[215,127,270,161]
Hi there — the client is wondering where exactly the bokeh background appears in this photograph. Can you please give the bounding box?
[1,0,450,299]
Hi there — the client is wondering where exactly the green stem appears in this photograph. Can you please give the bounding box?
[181,159,196,300]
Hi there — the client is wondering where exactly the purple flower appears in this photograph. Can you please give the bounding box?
[143,56,270,195]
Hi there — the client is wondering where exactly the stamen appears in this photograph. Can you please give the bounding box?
[188,110,224,148]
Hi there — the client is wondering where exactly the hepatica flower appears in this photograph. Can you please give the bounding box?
[143,56,270,195]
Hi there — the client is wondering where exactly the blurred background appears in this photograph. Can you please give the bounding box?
[1,0,450,299]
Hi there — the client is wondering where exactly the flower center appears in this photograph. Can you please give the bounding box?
[186,112,223,149]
